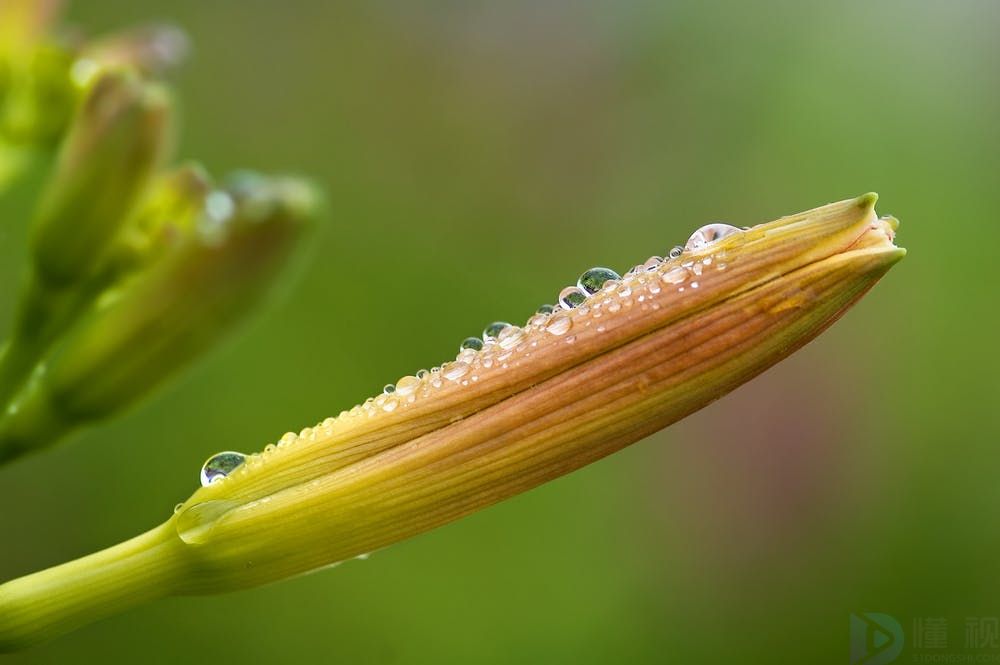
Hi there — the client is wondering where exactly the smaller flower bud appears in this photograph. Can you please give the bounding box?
[30,68,172,287]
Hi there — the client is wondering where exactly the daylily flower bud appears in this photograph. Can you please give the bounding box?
[108,162,212,274]
[31,68,171,287]
[0,70,173,411]
[0,194,904,650]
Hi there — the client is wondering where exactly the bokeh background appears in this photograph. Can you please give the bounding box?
[1,1,998,663]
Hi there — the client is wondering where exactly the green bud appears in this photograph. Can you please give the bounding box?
[108,162,212,275]
[0,174,319,458]
[30,68,172,287]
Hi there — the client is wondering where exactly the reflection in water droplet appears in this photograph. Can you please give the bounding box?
[643,256,663,271]
[416,369,429,379]
[460,337,484,352]
[668,246,684,259]
[382,383,395,394]
[578,267,621,295]
[545,313,572,336]
[200,451,246,486]
[536,304,555,314]
[684,223,741,251]
[483,321,511,342]
[558,286,587,309]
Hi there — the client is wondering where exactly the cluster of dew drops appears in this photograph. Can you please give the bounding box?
[195,222,745,488]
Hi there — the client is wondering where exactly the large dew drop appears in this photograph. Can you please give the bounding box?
[200,451,246,486]
[577,267,621,295]
[395,375,421,396]
[483,321,511,342]
[497,325,525,350]
[460,337,484,352]
[558,286,587,309]
[684,223,741,251]
[545,313,573,336]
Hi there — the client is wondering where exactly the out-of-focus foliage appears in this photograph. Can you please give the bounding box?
[0,1,996,663]
[0,5,320,463]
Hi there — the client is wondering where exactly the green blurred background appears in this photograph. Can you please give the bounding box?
[1,1,998,662]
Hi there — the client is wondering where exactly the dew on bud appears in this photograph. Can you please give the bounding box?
[545,313,573,336]
[482,322,511,342]
[200,451,246,486]
[460,337,484,352]
[577,267,622,295]
[558,286,587,309]
[684,223,741,251]
[395,375,421,396]
[442,361,470,381]
[497,326,525,350]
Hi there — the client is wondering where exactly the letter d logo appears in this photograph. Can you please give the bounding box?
[850,613,903,664]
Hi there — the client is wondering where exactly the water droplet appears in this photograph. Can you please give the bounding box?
[497,326,525,350]
[395,375,421,396]
[416,369,429,379]
[382,383,395,394]
[460,337,484,352]
[684,223,741,251]
[545,314,572,336]
[558,286,587,309]
[527,313,548,328]
[643,256,663,271]
[442,361,470,381]
[173,502,184,514]
[382,397,399,412]
[578,267,622,295]
[200,451,246,486]
[483,321,511,342]
[668,246,684,259]
[662,266,687,285]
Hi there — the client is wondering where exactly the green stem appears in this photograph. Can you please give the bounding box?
[0,523,187,652]
[0,276,93,419]
[0,374,74,463]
